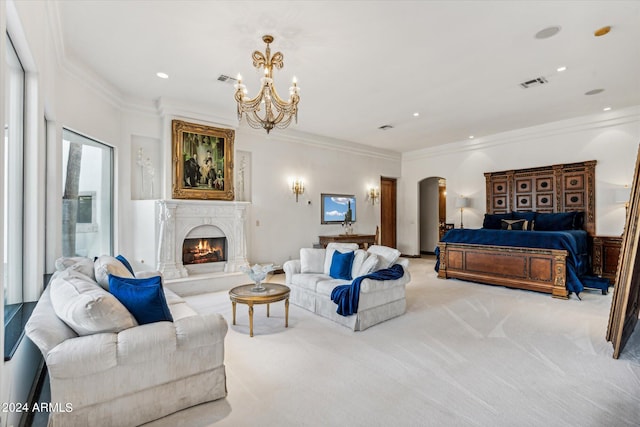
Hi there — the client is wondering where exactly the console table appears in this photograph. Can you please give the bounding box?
[318,234,376,249]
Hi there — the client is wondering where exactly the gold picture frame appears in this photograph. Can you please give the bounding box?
[172,120,234,200]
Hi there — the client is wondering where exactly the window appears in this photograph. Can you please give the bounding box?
[4,34,25,359]
[62,129,113,258]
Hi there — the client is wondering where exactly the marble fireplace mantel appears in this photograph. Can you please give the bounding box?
[156,200,250,281]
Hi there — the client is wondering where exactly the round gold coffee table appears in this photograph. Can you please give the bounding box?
[229,283,290,337]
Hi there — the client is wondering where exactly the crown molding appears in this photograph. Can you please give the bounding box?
[403,105,640,162]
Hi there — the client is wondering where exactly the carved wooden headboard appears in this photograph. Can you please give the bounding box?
[484,160,596,235]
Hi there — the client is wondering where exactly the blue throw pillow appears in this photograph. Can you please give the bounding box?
[116,254,135,276]
[108,275,173,325]
[534,212,575,231]
[483,213,512,229]
[329,250,355,280]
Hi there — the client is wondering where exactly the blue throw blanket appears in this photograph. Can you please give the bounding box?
[330,264,405,316]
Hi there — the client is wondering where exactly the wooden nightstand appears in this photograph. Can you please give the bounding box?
[592,236,623,284]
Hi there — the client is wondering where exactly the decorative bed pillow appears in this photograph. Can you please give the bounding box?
[329,250,355,280]
[367,245,400,269]
[482,213,513,229]
[501,219,528,230]
[300,248,326,274]
[54,256,96,280]
[512,211,536,230]
[572,211,585,229]
[50,270,137,336]
[108,275,173,325]
[323,243,359,274]
[94,255,135,290]
[534,212,575,231]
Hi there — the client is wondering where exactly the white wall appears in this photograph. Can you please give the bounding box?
[399,107,640,256]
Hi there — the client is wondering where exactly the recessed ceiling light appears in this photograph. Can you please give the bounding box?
[469,135,474,139]
[585,88,605,96]
[603,107,612,111]
[535,26,561,39]
[413,112,420,117]
[156,72,169,79]
[594,26,611,37]
[557,66,567,72]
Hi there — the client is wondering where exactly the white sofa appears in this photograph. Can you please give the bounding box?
[25,256,228,427]
[283,244,410,331]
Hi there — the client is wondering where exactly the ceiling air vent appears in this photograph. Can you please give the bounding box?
[217,74,237,84]
[520,77,548,89]
[378,125,394,130]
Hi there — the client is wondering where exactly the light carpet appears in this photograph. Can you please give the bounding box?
[143,257,640,427]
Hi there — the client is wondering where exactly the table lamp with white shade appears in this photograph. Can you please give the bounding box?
[455,196,470,229]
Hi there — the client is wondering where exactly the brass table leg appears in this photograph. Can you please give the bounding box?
[248,303,254,337]
[285,298,289,328]
[267,303,270,317]
[232,301,236,325]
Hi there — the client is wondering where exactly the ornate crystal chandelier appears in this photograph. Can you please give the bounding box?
[234,35,300,134]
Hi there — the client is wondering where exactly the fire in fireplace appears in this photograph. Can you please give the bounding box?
[182,237,227,265]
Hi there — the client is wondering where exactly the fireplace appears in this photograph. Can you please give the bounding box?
[182,237,227,265]
[156,200,249,281]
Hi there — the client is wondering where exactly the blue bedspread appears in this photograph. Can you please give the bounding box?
[435,228,589,294]
[331,264,405,316]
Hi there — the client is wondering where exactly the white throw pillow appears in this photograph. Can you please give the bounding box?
[358,253,379,276]
[300,248,326,274]
[55,256,96,281]
[350,250,368,279]
[367,245,401,269]
[49,270,137,336]
[324,243,359,274]
[94,255,134,290]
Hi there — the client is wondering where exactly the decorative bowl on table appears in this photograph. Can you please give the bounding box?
[240,264,275,292]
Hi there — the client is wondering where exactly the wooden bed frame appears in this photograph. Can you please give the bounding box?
[437,160,596,299]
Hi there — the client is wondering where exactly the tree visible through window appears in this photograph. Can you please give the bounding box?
[61,129,113,258]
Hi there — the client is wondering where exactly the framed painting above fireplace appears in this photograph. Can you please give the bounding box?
[172,119,235,200]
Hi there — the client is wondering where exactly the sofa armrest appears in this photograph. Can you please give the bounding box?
[283,260,301,284]
[396,258,410,269]
[174,312,228,349]
[25,287,77,357]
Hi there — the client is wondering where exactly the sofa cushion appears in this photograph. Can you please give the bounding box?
[358,253,379,276]
[300,248,326,274]
[291,273,331,291]
[367,245,401,270]
[55,256,96,281]
[316,279,352,297]
[49,270,137,336]
[324,242,359,274]
[95,255,134,290]
[329,250,355,280]
[350,250,367,279]
[109,275,174,325]
[116,254,135,275]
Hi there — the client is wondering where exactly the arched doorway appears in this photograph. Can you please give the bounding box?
[419,177,446,255]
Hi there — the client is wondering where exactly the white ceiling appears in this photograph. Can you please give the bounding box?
[53,0,640,153]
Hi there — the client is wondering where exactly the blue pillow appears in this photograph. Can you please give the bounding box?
[329,250,355,280]
[483,213,512,229]
[108,275,173,325]
[116,254,135,276]
[534,212,575,231]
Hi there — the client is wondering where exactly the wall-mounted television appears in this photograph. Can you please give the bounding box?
[321,193,356,224]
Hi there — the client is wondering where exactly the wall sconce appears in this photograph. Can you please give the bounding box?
[367,186,380,205]
[455,196,470,228]
[290,178,305,202]
[615,185,631,214]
